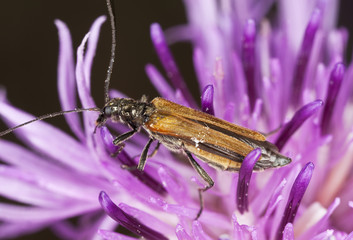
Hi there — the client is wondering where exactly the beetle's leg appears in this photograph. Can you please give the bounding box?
[137,138,154,171]
[131,141,160,160]
[113,129,138,146]
[111,143,125,157]
[185,151,214,220]
[120,163,137,171]
[121,139,158,171]
[148,141,160,158]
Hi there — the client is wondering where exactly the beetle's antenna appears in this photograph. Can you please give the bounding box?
[104,0,117,104]
[0,107,101,137]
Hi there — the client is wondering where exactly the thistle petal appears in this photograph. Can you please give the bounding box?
[150,23,196,107]
[99,191,168,240]
[275,100,323,150]
[320,63,345,135]
[276,162,315,240]
[236,148,261,213]
[201,84,215,115]
[242,19,258,110]
[291,9,321,105]
[55,19,84,141]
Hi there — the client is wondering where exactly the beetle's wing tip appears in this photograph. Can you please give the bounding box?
[277,156,292,167]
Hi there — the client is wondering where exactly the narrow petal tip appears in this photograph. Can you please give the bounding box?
[201,85,215,115]
[275,100,323,150]
[321,62,345,135]
[331,62,345,80]
[292,162,314,197]
[150,23,163,44]
[244,19,256,40]
[308,9,321,32]
[237,148,261,213]
[276,162,314,240]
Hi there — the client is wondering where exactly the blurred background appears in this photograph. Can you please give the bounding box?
[0,0,352,239]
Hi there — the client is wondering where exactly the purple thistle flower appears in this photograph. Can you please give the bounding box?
[1,0,353,239]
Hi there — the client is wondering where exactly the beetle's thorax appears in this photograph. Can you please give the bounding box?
[97,98,155,129]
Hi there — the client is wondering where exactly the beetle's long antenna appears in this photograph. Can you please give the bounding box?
[0,107,101,137]
[104,0,117,104]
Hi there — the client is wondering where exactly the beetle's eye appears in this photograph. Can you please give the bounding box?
[103,106,112,117]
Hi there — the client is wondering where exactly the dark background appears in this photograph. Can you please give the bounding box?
[0,0,352,239]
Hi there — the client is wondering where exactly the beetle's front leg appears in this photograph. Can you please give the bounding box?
[113,128,138,146]
[111,129,137,157]
[120,138,155,171]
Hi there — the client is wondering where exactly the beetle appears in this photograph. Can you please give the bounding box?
[94,95,291,218]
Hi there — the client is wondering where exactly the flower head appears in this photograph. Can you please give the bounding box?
[1,0,353,239]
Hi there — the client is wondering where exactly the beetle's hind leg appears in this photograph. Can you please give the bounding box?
[185,151,214,220]
[147,141,160,158]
